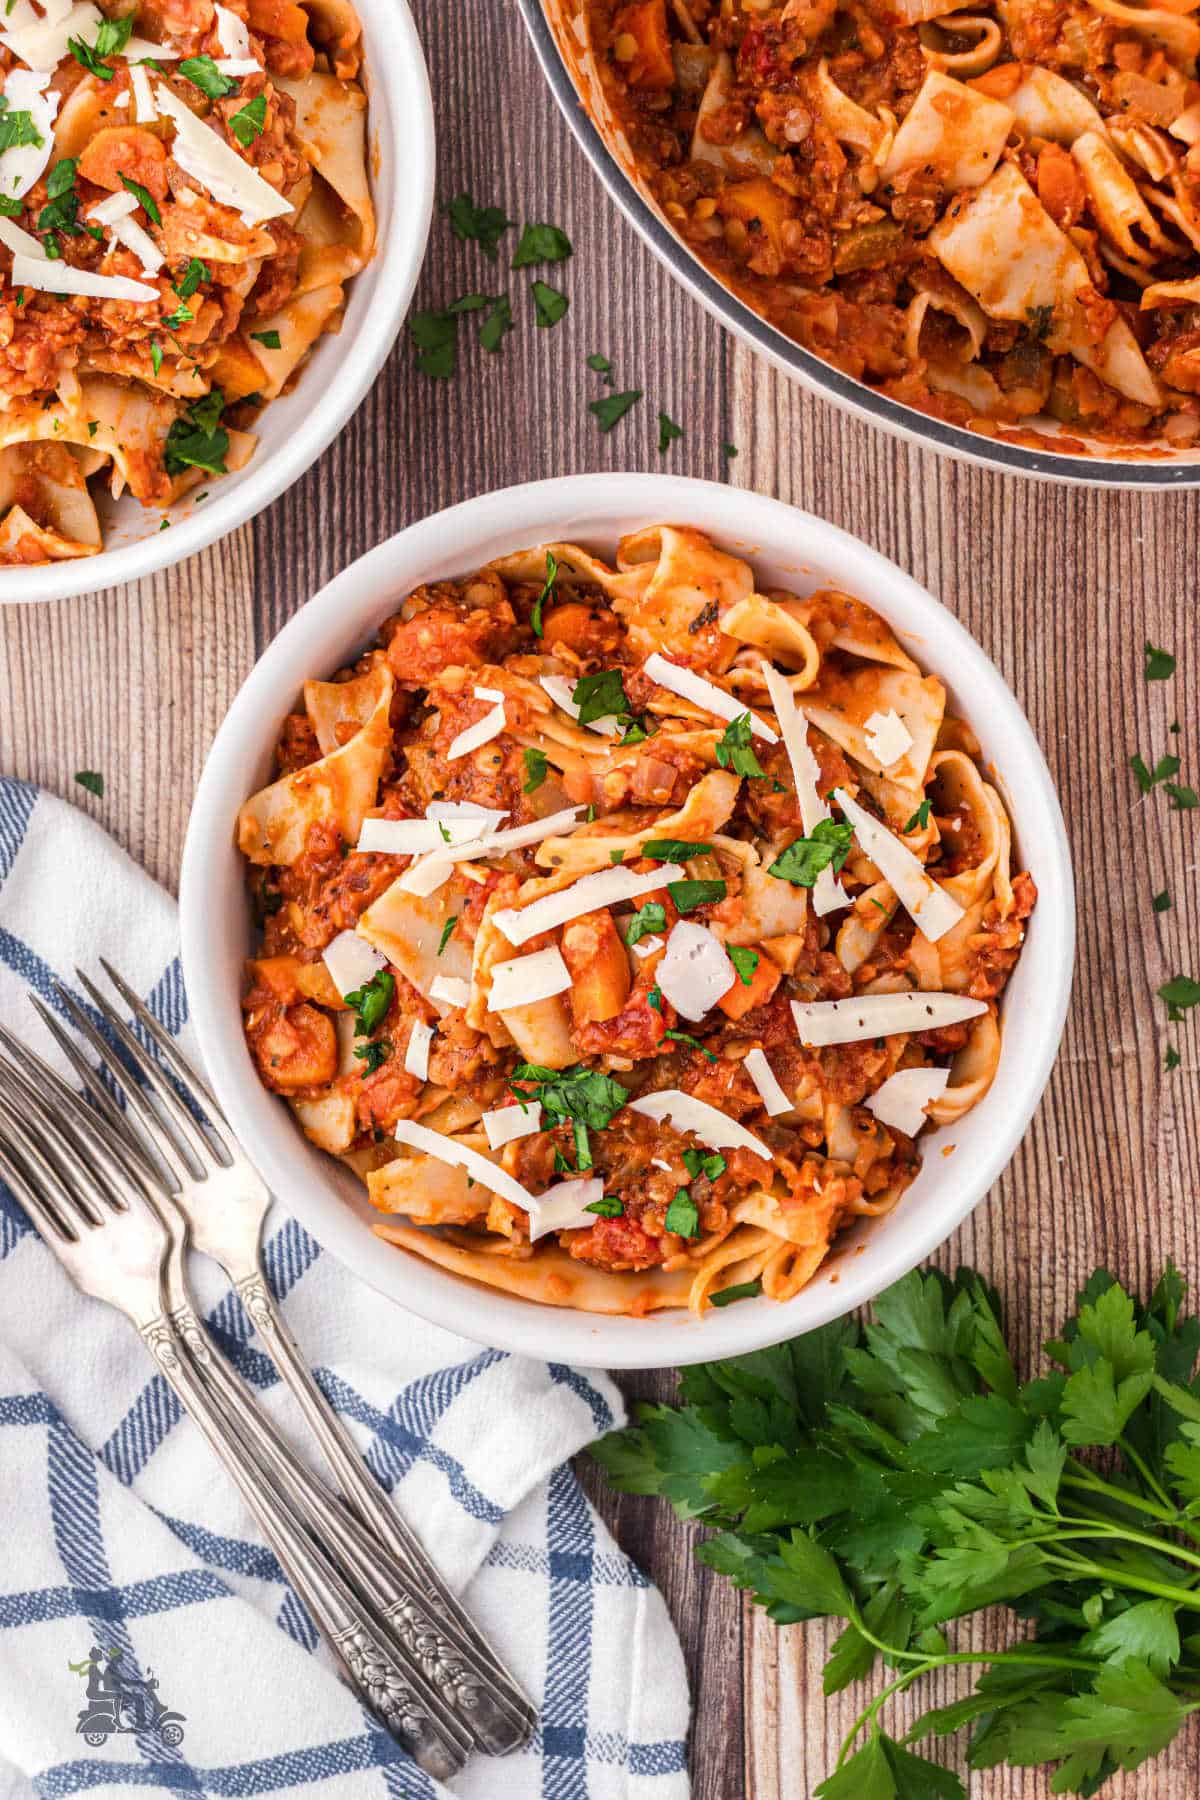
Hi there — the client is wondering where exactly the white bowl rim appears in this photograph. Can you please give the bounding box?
[515,0,1200,492]
[0,0,435,606]
[181,472,1076,1368]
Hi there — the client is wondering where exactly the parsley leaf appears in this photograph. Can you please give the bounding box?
[664,1029,716,1061]
[508,1064,627,1171]
[176,257,210,300]
[587,351,613,381]
[665,1188,699,1237]
[641,838,712,861]
[715,713,767,779]
[229,93,267,147]
[478,294,513,353]
[531,278,568,327]
[444,192,512,259]
[1145,641,1176,681]
[120,173,161,227]
[585,1195,623,1218]
[344,969,395,1036]
[94,12,133,55]
[573,668,634,727]
[769,819,854,887]
[657,410,682,453]
[179,53,239,98]
[37,159,80,236]
[163,391,228,476]
[74,770,104,797]
[1159,975,1200,1020]
[682,1147,726,1181]
[728,945,759,987]
[1131,752,1180,794]
[250,327,280,349]
[149,339,163,376]
[0,108,42,151]
[409,308,458,379]
[1166,782,1198,811]
[711,1280,762,1308]
[354,1038,391,1074]
[623,901,666,947]
[1153,889,1172,913]
[511,221,572,267]
[668,878,726,912]
[904,798,932,833]
[531,549,556,637]
[589,388,642,431]
[522,747,548,793]
[436,917,457,956]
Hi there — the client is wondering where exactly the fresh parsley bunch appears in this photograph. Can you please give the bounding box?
[592,1263,1200,1796]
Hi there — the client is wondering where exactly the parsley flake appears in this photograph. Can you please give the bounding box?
[589,388,642,432]
[711,1279,762,1307]
[73,770,104,797]
[1145,641,1176,681]
[531,549,556,638]
[668,879,726,913]
[641,838,712,862]
[728,945,759,987]
[511,221,572,267]
[344,969,395,1036]
[522,747,548,794]
[715,713,767,779]
[179,53,239,99]
[229,93,267,147]
[531,279,568,327]
[768,819,854,887]
[478,294,513,353]
[657,411,682,453]
[585,1196,624,1218]
[664,1187,699,1237]
[904,798,932,833]
[623,901,667,947]
[444,191,512,259]
[437,917,457,956]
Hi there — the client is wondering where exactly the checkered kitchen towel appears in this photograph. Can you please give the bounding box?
[0,778,690,1800]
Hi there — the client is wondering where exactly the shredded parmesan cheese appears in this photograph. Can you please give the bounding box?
[632,934,664,959]
[487,946,572,1013]
[357,815,497,854]
[628,1089,772,1159]
[10,251,157,303]
[447,701,506,761]
[403,1021,433,1081]
[429,975,471,1009]
[0,5,100,76]
[474,685,505,703]
[761,660,847,917]
[791,992,986,1046]
[492,863,685,947]
[866,1066,950,1136]
[832,787,964,943]
[321,929,386,998]
[130,63,157,124]
[744,1047,792,1116]
[214,2,254,57]
[864,708,914,768]
[398,806,585,896]
[481,1101,543,1150]
[155,82,292,226]
[643,652,778,743]
[388,1117,536,1213]
[0,215,45,259]
[527,1177,606,1241]
[656,921,735,1021]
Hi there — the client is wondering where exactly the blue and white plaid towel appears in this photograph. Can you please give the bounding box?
[0,779,690,1800]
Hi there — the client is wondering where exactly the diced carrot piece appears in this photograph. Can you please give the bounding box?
[612,0,675,89]
[717,949,781,1019]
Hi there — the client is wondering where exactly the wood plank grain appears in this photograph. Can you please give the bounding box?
[1,0,1199,1790]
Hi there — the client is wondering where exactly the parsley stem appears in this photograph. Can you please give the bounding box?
[1063,1462,1200,1546]
[1119,1434,1178,1512]
[1050,1517,1200,1573]
[1043,1551,1200,1610]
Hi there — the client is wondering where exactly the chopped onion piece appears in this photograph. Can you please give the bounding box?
[430,975,471,1009]
[481,1101,543,1150]
[791,991,986,1047]
[539,672,620,737]
[761,659,846,918]
[492,862,685,947]
[398,805,585,895]
[866,1067,950,1136]
[629,1089,771,1159]
[643,651,778,743]
[487,946,572,1013]
[389,1117,536,1213]
[321,929,387,998]
[832,787,964,942]
[447,701,506,761]
[528,1177,606,1241]
[864,708,914,768]
[403,1021,433,1081]
[744,1047,792,1116]
[656,921,735,1021]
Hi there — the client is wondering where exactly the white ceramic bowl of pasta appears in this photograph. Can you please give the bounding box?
[181,473,1075,1368]
[0,0,434,606]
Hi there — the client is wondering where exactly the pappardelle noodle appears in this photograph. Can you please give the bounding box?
[237,526,1036,1316]
[0,0,373,566]
[578,0,1200,450]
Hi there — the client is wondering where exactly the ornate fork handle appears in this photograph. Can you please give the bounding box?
[235,1271,536,1753]
[140,1316,469,1782]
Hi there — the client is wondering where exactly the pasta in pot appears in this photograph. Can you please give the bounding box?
[0,0,374,566]
[571,0,1200,450]
[236,526,1036,1317]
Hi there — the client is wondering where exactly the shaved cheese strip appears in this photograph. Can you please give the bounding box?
[632,933,664,959]
[403,1021,433,1081]
[487,945,572,1013]
[357,815,496,853]
[130,63,157,123]
[398,805,586,896]
[215,56,261,74]
[0,215,46,259]
[123,35,182,57]
[11,251,157,302]
[111,212,164,276]
[832,787,963,942]
[656,921,735,1021]
[492,862,685,948]
[538,672,620,737]
[481,1101,543,1150]
[528,1177,605,1242]
[447,701,505,760]
[474,685,505,703]
[864,708,914,768]
[115,91,130,106]
[1,6,100,76]
[643,651,778,744]
[215,2,253,56]
[155,82,292,226]
[866,1067,950,1136]
[791,992,985,1047]
[628,1089,771,1159]
[321,928,387,998]
[0,69,59,200]
[87,191,138,228]
[761,659,846,918]
[744,1047,792,1117]
[430,975,470,1009]
[389,1117,537,1213]
[426,800,508,828]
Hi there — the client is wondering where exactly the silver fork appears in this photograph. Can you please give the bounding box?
[0,1049,470,1781]
[39,961,536,1756]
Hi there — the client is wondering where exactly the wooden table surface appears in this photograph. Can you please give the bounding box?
[2,1,1198,1793]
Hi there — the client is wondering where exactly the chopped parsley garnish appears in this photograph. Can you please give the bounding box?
[179,53,239,98]
[0,109,42,152]
[585,1196,623,1218]
[1159,974,1200,1020]
[531,279,568,327]
[728,945,759,987]
[409,308,458,379]
[610,850,624,864]
[512,221,572,267]
[715,713,766,779]
[710,1279,761,1307]
[664,1029,716,1061]
[620,720,650,745]
[69,13,132,77]
[657,411,682,453]
[589,388,641,432]
[721,441,738,459]
[1165,1045,1181,1071]
[437,917,457,956]
[37,160,80,237]
[522,746,548,793]
[587,351,613,382]
[150,339,163,376]
[229,93,267,147]
[0,195,22,216]
[572,668,634,727]
[769,819,854,887]
[1131,751,1180,794]
[353,1038,391,1074]
[117,172,161,225]
[1167,782,1197,811]
[73,770,104,797]
[664,1187,699,1237]
[682,1147,726,1181]
[508,1062,627,1174]
[903,798,932,833]
[1145,641,1176,681]
[447,292,490,313]
[175,257,210,300]
[1025,301,1054,339]
[623,901,667,947]
[87,420,98,437]
[245,327,280,350]
[641,838,712,862]
[163,390,229,477]
[444,191,512,259]
[667,878,726,913]
[478,294,513,353]
[1153,889,1172,913]
[344,969,395,1036]
[648,985,662,1012]
[531,548,556,637]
